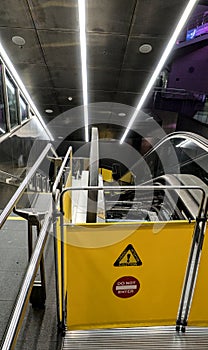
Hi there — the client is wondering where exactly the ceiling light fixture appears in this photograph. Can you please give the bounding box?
[0,42,54,140]
[78,0,89,142]
[45,109,53,114]
[118,112,126,117]
[68,96,73,101]
[120,0,198,144]
[139,44,152,54]
[12,36,26,48]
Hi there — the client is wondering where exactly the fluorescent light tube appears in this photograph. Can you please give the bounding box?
[0,42,54,141]
[120,0,198,144]
[78,0,89,142]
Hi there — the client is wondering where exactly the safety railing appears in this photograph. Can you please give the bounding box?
[0,142,57,349]
[0,208,52,350]
[55,184,207,333]
[52,145,73,332]
[0,143,52,229]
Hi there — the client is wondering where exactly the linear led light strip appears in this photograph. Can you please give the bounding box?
[78,0,89,142]
[0,42,54,141]
[120,0,198,144]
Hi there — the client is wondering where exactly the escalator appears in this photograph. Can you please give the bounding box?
[105,131,208,223]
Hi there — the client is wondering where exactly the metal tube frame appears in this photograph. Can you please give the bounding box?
[52,145,72,334]
[59,184,207,333]
[0,143,52,229]
[177,197,208,332]
[0,207,52,350]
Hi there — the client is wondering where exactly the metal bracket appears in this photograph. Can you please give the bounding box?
[13,207,47,308]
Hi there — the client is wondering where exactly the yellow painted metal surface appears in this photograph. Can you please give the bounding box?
[63,221,194,330]
[99,168,112,182]
[120,171,133,184]
[187,227,208,326]
[63,170,72,221]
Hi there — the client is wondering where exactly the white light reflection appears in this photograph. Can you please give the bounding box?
[0,42,54,141]
[120,0,198,144]
[78,0,89,142]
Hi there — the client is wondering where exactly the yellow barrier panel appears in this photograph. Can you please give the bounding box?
[63,170,72,221]
[63,221,195,330]
[187,227,208,326]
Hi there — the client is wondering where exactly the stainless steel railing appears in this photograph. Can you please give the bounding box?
[0,142,56,349]
[1,207,52,350]
[0,142,52,229]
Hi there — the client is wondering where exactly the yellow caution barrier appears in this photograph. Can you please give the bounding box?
[62,221,195,330]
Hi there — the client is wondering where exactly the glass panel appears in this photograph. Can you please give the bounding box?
[0,65,6,135]
[19,95,28,121]
[0,64,6,135]
[6,74,18,128]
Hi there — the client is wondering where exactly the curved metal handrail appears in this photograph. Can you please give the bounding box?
[52,145,72,202]
[59,184,206,220]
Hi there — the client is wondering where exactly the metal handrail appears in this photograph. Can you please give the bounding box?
[52,145,72,201]
[51,144,72,332]
[0,143,52,229]
[60,185,206,219]
[1,205,52,350]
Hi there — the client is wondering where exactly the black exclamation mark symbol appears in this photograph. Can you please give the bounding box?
[127,253,131,264]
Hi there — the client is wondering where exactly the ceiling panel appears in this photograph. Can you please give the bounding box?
[0,27,44,65]
[49,67,82,89]
[115,92,140,107]
[49,66,120,91]
[0,0,34,28]
[122,36,168,70]
[15,63,51,88]
[55,88,83,106]
[131,0,189,36]
[38,30,81,68]
[117,70,152,93]
[25,86,58,109]
[89,90,116,104]
[87,33,127,69]
[28,0,79,30]
[87,0,136,34]
[88,68,120,91]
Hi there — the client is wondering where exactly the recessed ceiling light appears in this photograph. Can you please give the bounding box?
[139,43,152,54]
[118,112,126,117]
[12,36,26,47]
[68,96,73,101]
[58,136,64,139]
[45,109,53,114]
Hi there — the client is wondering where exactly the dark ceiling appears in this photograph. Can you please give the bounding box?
[0,0,206,140]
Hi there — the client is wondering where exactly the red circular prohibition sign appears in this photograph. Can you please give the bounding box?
[113,276,140,298]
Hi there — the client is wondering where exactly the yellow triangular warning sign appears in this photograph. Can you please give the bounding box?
[114,244,142,267]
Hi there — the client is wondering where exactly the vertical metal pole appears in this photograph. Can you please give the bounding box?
[176,198,208,332]
[52,201,61,328]
[60,210,65,334]
[180,198,208,332]
[37,221,46,303]
[28,221,33,260]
